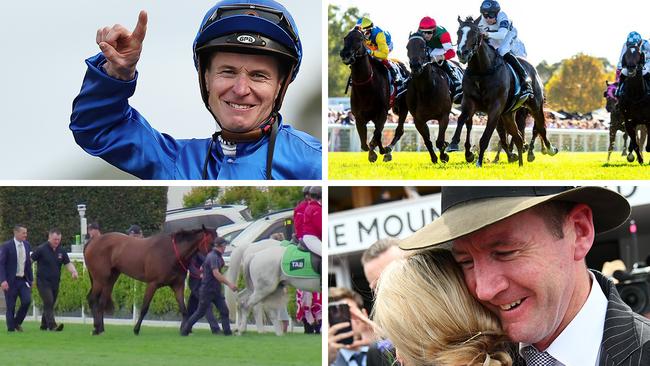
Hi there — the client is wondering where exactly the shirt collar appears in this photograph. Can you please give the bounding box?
[339,346,369,363]
[519,271,608,366]
[14,238,22,246]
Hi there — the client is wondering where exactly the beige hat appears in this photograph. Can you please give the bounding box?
[400,186,631,250]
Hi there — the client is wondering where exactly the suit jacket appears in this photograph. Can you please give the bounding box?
[0,239,33,287]
[594,270,650,366]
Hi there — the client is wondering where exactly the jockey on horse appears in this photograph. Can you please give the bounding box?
[616,31,650,98]
[356,17,405,94]
[477,0,533,103]
[416,16,464,104]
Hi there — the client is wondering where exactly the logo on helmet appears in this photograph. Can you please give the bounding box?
[237,34,257,44]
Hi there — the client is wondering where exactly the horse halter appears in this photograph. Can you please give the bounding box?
[341,28,368,65]
[458,22,483,63]
[407,34,433,75]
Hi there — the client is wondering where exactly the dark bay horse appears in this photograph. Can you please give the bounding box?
[405,33,453,164]
[453,16,556,167]
[604,81,629,162]
[340,28,408,163]
[619,45,650,163]
[84,227,215,335]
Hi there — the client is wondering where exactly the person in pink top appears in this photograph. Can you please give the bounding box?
[302,186,322,243]
[293,186,311,241]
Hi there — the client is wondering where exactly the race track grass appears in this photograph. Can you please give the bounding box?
[329,151,650,180]
[0,321,320,366]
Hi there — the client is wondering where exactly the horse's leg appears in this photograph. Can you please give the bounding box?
[171,281,188,332]
[625,121,641,164]
[622,130,628,157]
[414,118,437,164]
[493,121,510,164]
[134,282,158,335]
[254,304,265,333]
[530,105,557,156]
[354,120,370,152]
[436,113,451,163]
[448,115,465,152]
[457,104,476,163]
[607,125,616,163]
[371,116,388,159]
[502,113,525,167]
[477,111,501,168]
[88,280,104,335]
[385,98,408,161]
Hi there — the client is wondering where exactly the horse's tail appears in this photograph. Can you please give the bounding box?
[225,241,253,319]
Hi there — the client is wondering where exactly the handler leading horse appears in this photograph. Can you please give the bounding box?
[84,227,215,335]
[453,16,556,167]
[340,28,408,163]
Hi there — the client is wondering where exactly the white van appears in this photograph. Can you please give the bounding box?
[225,208,295,257]
[164,204,252,233]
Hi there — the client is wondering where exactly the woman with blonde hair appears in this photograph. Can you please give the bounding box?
[372,248,514,366]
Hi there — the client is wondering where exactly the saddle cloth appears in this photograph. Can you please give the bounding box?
[280,242,319,279]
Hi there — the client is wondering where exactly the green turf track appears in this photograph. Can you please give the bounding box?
[329,152,650,180]
[0,321,321,366]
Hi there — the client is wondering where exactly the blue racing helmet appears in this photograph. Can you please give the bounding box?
[627,31,643,47]
[480,0,501,18]
[193,0,303,113]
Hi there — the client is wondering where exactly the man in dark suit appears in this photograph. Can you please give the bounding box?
[400,187,650,365]
[0,225,34,332]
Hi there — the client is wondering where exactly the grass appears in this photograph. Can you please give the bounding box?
[328,151,650,180]
[0,321,321,366]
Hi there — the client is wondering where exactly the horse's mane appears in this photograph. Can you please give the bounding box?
[459,15,479,28]
[172,227,212,242]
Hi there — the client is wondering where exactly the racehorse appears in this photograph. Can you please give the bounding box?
[405,32,454,164]
[619,45,650,164]
[229,239,320,336]
[604,81,630,162]
[225,239,289,335]
[84,227,215,335]
[340,28,408,163]
[453,16,556,167]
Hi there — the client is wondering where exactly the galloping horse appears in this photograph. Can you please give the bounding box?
[229,239,320,335]
[453,16,556,167]
[84,227,215,335]
[340,28,408,163]
[604,81,630,162]
[405,33,454,164]
[619,45,650,163]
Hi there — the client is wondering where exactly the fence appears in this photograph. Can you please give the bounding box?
[328,123,627,153]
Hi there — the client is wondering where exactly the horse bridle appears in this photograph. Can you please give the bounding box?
[624,46,645,77]
[171,231,213,272]
[343,28,375,85]
[408,34,439,74]
[460,23,484,63]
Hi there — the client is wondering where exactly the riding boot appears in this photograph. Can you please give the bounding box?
[441,61,462,104]
[504,52,533,99]
[310,253,321,275]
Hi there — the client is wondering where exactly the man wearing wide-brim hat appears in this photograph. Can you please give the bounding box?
[400,187,650,365]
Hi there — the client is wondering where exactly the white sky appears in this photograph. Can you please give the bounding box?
[330,0,650,67]
[0,0,321,179]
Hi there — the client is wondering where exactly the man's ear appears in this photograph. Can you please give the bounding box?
[204,70,211,94]
[568,203,595,261]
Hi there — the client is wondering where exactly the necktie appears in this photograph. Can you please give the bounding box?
[17,242,25,276]
[350,351,366,366]
[521,345,556,366]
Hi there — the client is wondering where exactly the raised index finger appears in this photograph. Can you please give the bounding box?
[132,10,148,42]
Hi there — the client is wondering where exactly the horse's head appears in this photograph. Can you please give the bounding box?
[173,225,216,255]
[623,45,645,77]
[406,32,429,75]
[456,16,483,64]
[340,28,367,65]
[604,81,618,111]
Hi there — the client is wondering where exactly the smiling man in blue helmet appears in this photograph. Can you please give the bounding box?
[70,1,321,180]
